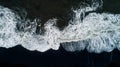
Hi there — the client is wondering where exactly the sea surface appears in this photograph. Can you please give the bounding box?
[0,0,120,67]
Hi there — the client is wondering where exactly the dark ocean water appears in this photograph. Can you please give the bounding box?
[0,0,120,67]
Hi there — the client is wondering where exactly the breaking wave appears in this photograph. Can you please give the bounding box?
[0,0,120,53]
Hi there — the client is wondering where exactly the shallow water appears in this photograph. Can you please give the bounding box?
[0,0,120,67]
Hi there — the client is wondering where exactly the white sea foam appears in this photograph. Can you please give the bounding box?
[0,6,60,52]
[0,0,120,53]
[62,13,120,53]
[0,6,20,48]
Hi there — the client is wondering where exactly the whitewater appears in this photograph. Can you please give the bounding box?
[0,0,120,53]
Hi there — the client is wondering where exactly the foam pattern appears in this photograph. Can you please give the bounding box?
[0,0,120,53]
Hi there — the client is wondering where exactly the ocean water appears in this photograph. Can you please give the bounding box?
[0,0,120,67]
